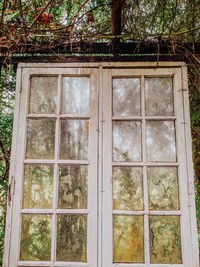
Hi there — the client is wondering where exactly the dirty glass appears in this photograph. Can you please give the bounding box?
[23,165,53,209]
[146,120,176,162]
[57,214,87,262]
[20,215,51,261]
[60,120,88,160]
[149,216,182,263]
[29,76,57,114]
[113,78,140,116]
[113,121,142,161]
[145,77,174,116]
[148,167,179,210]
[26,119,55,159]
[58,165,88,209]
[62,77,89,115]
[113,167,143,210]
[113,215,144,263]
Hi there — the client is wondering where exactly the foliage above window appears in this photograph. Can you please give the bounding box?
[0,0,199,52]
[0,0,200,92]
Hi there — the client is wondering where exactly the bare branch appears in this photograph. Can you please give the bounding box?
[29,0,54,28]
[0,0,7,24]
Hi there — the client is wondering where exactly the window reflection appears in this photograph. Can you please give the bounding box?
[113,121,142,161]
[145,77,174,116]
[62,77,89,115]
[60,120,88,160]
[146,121,176,162]
[113,78,141,116]
[23,165,53,209]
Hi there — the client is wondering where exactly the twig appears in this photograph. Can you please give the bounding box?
[0,0,7,24]
[192,126,200,137]
[69,0,89,27]
[44,0,54,27]
[10,0,18,10]
[29,0,54,28]
[18,0,27,34]
[168,0,178,39]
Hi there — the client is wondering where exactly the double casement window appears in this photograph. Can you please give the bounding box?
[3,63,199,267]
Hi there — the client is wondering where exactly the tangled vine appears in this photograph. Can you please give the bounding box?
[0,0,200,91]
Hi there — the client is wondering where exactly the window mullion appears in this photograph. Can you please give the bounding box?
[141,75,150,265]
[102,69,113,266]
[86,69,98,267]
[51,74,62,264]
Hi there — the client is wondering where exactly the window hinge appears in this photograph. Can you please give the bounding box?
[177,88,188,92]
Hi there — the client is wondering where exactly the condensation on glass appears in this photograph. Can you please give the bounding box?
[113,167,143,210]
[146,120,176,162]
[148,167,179,210]
[15,71,188,266]
[113,121,142,161]
[113,215,144,263]
[145,77,174,116]
[26,119,55,159]
[20,75,90,264]
[57,214,87,262]
[113,78,141,116]
[62,77,89,115]
[112,75,181,265]
[29,76,57,114]
[20,215,52,261]
[23,165,53,209]
[58,165,88,209]
[149,216,182,263]
[60,119,89,160]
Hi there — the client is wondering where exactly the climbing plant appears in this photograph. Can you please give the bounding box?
[0,65,15,264]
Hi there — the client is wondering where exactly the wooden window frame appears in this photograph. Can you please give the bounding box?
[3,62,199,267]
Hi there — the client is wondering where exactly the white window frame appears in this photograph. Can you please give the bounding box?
[3,62,199,267]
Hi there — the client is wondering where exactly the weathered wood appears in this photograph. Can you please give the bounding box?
[111,0,122,54]
[0,55,190,69]
[16,62,188,67]
[181,66,200,267]
[4,63,199,267]
[112,0,122,37]
[0,41,200,56]
[4,66,99,267]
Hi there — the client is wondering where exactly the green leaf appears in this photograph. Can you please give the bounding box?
[4,11,20,22]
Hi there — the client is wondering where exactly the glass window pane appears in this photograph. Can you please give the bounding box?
[57,214,87,262]
[20,215,51,261]
[26,119,55,159]
[23,165,53,209]
[60,120,88,160]
[29,76,57,114]
[113,215,144,263]
[113,121,142,161]
[146,120,176,162]
[113,167,143,210]
[145,77,174,116]
[149,216,182,263]
[148,167,179,210]
[62,77,89,115]
[113,78,140,116]
[58,165,88,209]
